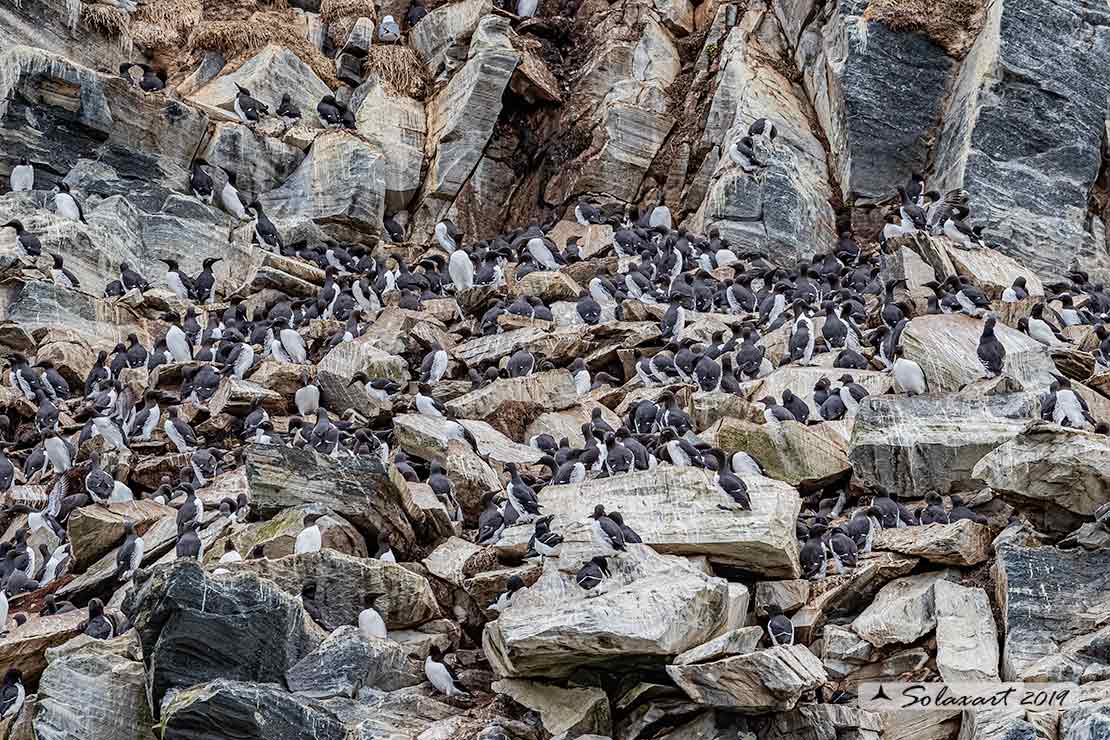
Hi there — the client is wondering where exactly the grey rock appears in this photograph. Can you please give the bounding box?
[934,581,1000,683]
[494,466,801,577]
[666,645,827,713]
[492,679,612,737]
[1,0,133,71]
[930,0,1110,280]
[244,444,420,555]
[692,6,835,264]
[901,314,1058,393]
[122,560,326,715]
[851,570,957,648]
[258,132,386,243]
[409,0,492,76]
[412,16,519,238]
[186,44,331,126]
[34,635,154,740]
[200,122,306,195]
[673,626,765,666]
[354,79,427,211]
[483,545,731,678]
[286,627,424,698]
[224,549,441,631]
[973,424,1110,518]
[996,544,1110,682]
[161,679,345,740]
[0,46,208,196]
[802,0,955,201]
[849,391,1037,497]
[874,520,993,566]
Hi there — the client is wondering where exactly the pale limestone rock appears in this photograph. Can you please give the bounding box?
[934,581,1000,683]
[851,570,956,648]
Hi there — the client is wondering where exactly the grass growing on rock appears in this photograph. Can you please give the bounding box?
[364,45,431,100]
[81,3,130,37]
[863,0,988,58]
[189,10,339,87]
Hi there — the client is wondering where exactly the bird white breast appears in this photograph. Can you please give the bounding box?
[219,550,242,564]
[234,345,254,378]
[358,607,387,640]
[294,525,322,554]
[882,223,904,241]
[167,272,189,299]
[52,270,74,289]
[108,481,134,503]
[10,165,33,192]
[1027,318,1057,346]
[166,326,192,362]
[295,385,320,416]
[56,193,80,221]
[527,238,558,270]
[1054,390,1088,427]
[667,440,690,466]
[1001,287,1018,303]
[221,183,248,220]
[415,395,442,417]
[649,206,672,229]
[280,328,307,363]
[516,0,538,16]
[430,350,448,383]
[573,370,590,395]
[893,358,927,395]
[425,658,461,696]
[449,250,474,290]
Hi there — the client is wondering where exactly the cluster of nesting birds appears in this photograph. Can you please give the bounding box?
[2,96,1109,710]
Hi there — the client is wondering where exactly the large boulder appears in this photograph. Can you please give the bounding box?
[0,46,208,203]
[200,121,306,195]
[66,499,175,570]
[996,544,1110,682]
[122,560,327,715]
[411,16,519,238]
[929,0,1110,281]
[34,635,154,740]
[354,79,427,211]
[850,570,956,648]
[934,581,1000,683]
[491,679,611,737]
[494,466,801,577]
[709,418,851,490]
[849,392,1036,497]
[161,680,346,740]
[691,5,835,264]
[244,444,421,555]
[258,132,386,243]
[224,549,441,630]
[666,645,827,713]
[0,610,86,685]
[186,44,331,127]
[874,520,992,566]
[901,314,1057,393]
[286,627,424,698]
[973,424,1110,518]
[483,545,733,678]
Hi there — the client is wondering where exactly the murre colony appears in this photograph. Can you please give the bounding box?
[0,0,1108,738]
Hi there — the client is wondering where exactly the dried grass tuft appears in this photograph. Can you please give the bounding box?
[364,45,430,100]
[81,3,128,37]
[130,0,202,49]
[863,0,987,58]
[189,10,338,87]
[320,0,373,24]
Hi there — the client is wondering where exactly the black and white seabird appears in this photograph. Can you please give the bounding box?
[425,645,469,697]
[295,512,324,554]
[219,170,251,221]
[83,598,115,639]
[277,93,302,120]
[115,520,145,581]
[765,604,793,646]
[10,157,33,191]
[250,200,283,251]
[0,669,24,719]
[977,316,1006,378]
[54,183,86,223]
[2,221,41,257]
[234,83,269,124]
[576,555,610,590]
[590,504,626,550]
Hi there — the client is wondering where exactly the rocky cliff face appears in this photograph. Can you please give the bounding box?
[2,1,1110,740]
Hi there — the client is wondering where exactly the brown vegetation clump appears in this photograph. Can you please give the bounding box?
[80,3,130,37]
[321,0,375,49]
[863,0,987,59]
[364,45,430,100]
[129,0,203,50]
[188,10,338,86]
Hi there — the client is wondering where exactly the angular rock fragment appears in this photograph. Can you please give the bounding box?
[286,627,424,698]
[667,645,827,713]
[162,679,346,740]
[851,570,956,648]
[934,581,999,683]
[874,520,992,566]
